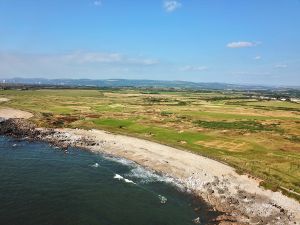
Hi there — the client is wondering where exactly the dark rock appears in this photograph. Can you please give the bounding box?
[207,188,214,194]
[217,188,225,194]
[227,197,239,205]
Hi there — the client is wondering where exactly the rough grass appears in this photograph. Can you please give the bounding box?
[194,120,279,132]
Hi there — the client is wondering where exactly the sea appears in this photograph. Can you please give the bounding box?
[0,136,217,225]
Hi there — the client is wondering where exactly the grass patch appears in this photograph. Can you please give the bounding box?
[93,118,134,129]
[194,120,279,132]
[160,111,173,116]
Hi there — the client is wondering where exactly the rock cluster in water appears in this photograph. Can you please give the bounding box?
[0,119,95,149]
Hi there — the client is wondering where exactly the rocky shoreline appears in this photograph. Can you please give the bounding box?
[1,118,299,225]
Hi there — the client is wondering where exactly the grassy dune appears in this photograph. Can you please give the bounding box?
[1,88,300,200]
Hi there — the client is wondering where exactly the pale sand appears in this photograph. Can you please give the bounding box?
[0,98,10,102]
[52,128,300,224]
[0,108,33,119]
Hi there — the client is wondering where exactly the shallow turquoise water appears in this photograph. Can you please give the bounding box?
[0,136,216,225]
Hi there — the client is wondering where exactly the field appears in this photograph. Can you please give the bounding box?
[1,88,300,200]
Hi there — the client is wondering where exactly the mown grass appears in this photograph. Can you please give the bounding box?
[1,88,300,201]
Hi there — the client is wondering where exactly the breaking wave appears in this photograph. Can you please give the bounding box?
[103,155,183,188]
[91,162,100,168]
[124,178,135,184]
[126,166,176,185]
[114,174,135,184]
[103,155,135,167]
[114,174,124,180]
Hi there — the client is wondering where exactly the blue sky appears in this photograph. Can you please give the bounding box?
[0,0,299,85]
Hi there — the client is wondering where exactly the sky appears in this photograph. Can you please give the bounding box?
[0,0,299,86]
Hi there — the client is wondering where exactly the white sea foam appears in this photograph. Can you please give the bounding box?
[158,195,168,204]
[127,166,175,184]
[114,174,135,184]
[105,155,185,188]
[114,174,124,180]
[105,156,182,187]
[91,162,99,168]
[103,155,135,167]
[124,178,135,184]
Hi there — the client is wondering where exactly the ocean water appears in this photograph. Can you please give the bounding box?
[0,136,217,225]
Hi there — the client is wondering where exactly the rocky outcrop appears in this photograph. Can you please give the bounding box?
[0,119,98,149]
[0,118,37,137]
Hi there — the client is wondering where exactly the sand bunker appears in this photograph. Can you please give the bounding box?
[0,108,33,119]
[0,98,10,102]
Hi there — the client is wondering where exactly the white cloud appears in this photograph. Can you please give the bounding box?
[164,1,182,12]
[62,52,122,63]
[227,41,258,48]
[128,58,159,65]
[0,51,159,77]
[180,65,208,72]
[53,51,158,65]
[232,71,271,76]
[93,0,102,6]
[254,56,261,60]
[274,64,287,68]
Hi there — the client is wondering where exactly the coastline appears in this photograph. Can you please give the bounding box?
[1,117,300,224]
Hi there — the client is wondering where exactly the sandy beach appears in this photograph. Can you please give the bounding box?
[0,108,299,224]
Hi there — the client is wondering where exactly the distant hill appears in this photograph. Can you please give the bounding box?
[1,77,299,91]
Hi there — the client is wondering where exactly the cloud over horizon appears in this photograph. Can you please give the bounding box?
[227,41,258,48]
[62,52,159,65]
[274,64,288,68]
[0,51,159,77]
[180,65,208,72]
[0,51,159,65]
